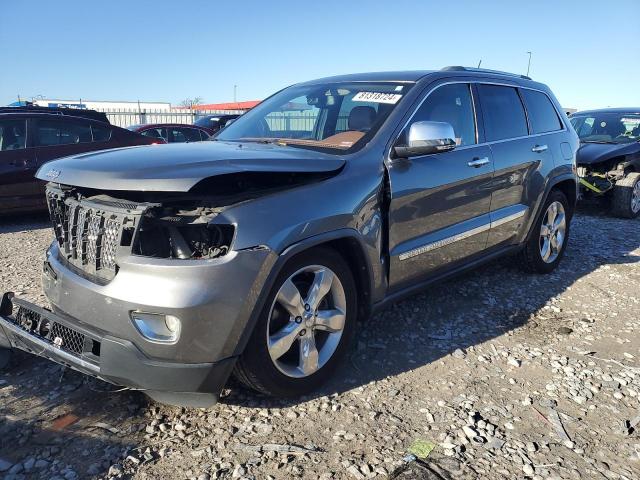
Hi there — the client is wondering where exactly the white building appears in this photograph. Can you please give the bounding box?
[31,98,171,111]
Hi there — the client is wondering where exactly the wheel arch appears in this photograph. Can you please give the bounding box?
[232,229,374,357]
[524,173,577,244]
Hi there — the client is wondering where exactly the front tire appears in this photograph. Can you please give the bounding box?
[234,247,357,397]
[520,190,571,274]
[611,172,640,218]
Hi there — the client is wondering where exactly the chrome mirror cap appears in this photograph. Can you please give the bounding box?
[394,121,456,157]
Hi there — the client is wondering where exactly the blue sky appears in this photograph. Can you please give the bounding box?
[1,0,638,110]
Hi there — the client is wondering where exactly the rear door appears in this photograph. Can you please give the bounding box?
[476,84,549,248]
[387,82,495,290]
[0,117,42,213]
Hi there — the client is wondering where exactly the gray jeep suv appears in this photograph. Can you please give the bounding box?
[0,67,578,407]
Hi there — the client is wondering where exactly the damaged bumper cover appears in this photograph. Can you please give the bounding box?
[0,294,236,407]
[0,237,277,407]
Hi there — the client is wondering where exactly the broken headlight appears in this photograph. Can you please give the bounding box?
[132,207,234,260]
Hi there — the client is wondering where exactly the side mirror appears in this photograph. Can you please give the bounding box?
[394,121,456,158]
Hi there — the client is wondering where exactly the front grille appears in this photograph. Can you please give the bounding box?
[15,306,41,331]
[12,305,96,359]
[50,322,86,355]
[46,187,145,282]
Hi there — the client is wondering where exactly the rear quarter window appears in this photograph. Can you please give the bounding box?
[91,124,112,142]
[521,89,562,134]
[477,85,528,141]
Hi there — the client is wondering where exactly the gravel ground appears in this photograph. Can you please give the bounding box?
[0,206,638,480]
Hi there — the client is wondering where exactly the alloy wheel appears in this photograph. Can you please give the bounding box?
[539,201,567,264]
[266,265,346,378]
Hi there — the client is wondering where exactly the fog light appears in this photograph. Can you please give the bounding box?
[131,312,181,343]
[165,315,180,333]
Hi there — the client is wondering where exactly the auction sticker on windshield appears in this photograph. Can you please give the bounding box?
[352,92,402,104]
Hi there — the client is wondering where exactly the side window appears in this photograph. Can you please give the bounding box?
[0,119,27,151]
[410,83,477,146]
[36,120,92,146]
[91,124,112,142]
[521,89,562,134]
[180,128,202,142]
[477,85,528,141]
[141,128,167,142]
[170,128,187,143]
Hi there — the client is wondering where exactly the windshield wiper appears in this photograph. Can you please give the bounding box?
[232,138,288,145]
[581,140,616,144]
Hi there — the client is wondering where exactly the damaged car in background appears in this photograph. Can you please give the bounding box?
[570,108,640,218]
[0,67,578,407]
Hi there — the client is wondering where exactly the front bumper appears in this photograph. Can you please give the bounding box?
[0,237,277,407]
[42,241,275,363]
[0,294,236,407]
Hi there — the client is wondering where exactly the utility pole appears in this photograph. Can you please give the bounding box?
[233,85,237,103]
[526,51,532,77]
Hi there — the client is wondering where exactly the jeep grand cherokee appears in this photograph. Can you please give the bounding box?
[0,67,578,407]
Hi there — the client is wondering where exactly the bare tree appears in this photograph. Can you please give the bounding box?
[180,97,204,108]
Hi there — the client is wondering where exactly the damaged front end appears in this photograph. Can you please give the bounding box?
[576,160,627,196]
[46,185,235,283]
[45,170,337,283]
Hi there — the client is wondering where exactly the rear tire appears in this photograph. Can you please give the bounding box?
[611,172,640,218]
[234,247,357,397]
[520,189,571,274]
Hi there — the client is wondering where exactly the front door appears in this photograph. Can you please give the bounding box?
[387,82,494,290]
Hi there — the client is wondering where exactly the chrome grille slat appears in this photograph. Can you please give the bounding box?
[75,207,87,261]
[45,186,144,283]
[86,213,102,267]
[102,218,121,270]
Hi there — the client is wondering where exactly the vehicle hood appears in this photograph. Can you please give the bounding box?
[576,141,639,166]
[36,141,345,192]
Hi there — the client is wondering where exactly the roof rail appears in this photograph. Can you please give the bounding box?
[441,66,532,81]
[0,106,110,124]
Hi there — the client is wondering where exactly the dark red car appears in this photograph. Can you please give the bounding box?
[127,123,211,143]
[0,109,160,215]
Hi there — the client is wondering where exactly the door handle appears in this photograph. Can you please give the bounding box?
[467,157,490,168]
[532,144,548,153]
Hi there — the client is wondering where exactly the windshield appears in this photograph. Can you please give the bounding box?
[216,82,412,153]
[570,112,640,144]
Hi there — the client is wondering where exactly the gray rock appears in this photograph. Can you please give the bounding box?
[0,459,13,472]
[452,348,466,359]
[108,464,123,477]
